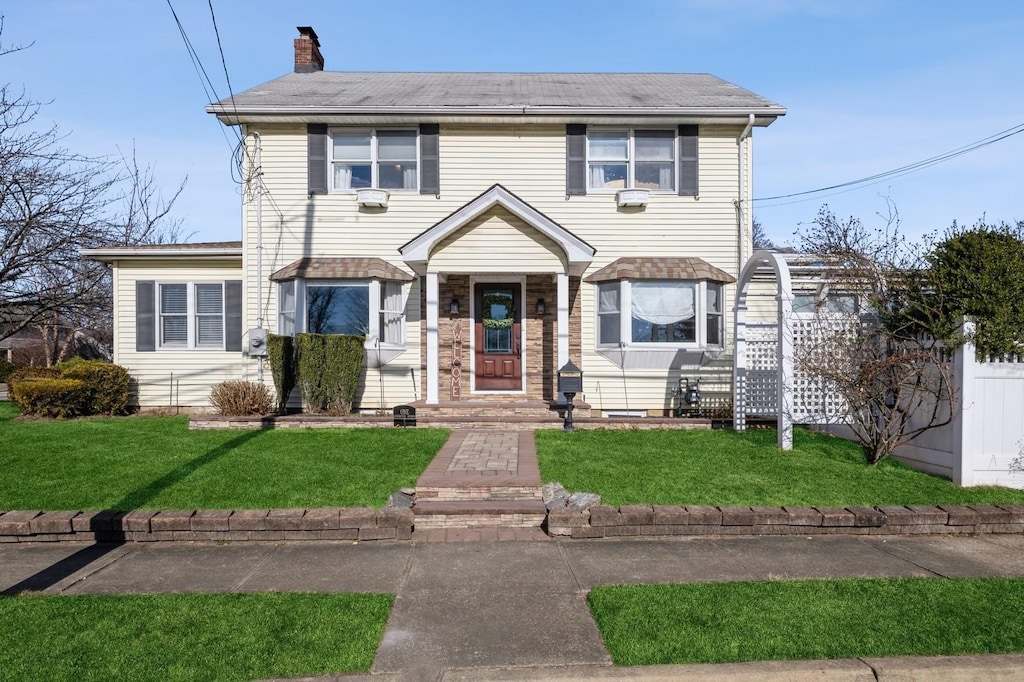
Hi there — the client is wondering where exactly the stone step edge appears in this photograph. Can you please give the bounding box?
[3,503,1023,543]
[412,500,548,516]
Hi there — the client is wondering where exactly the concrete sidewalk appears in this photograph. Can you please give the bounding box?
[4,534,1024,680]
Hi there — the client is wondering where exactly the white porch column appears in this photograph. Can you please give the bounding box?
[556,272,570,403]
[426,272,439,404]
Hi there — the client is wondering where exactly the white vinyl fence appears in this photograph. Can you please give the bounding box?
[896,341,1024,488]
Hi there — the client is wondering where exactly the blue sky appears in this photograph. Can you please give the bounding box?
[3,1,1022,246]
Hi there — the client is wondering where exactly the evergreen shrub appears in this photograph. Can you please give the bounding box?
[295,333,364,414]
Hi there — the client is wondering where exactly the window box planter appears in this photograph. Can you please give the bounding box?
[356,188,389,208]
[616,188,650,207]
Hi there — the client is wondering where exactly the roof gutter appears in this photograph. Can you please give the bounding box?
[207,103,787,121]
[81,247,243,263]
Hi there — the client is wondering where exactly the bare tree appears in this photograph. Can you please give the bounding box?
[793,203,955,465]
[1,21,188,361]
[752,217,775,250]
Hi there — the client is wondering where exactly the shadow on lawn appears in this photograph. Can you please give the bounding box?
[2,429,266,597]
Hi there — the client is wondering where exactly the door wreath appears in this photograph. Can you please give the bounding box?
[482,293,515,329]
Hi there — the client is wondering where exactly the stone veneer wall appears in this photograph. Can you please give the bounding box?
[547,503,1024,538]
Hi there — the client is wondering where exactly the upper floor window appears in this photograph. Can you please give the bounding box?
[158,282,224,349]
[597,279,723,348]
[588,129,676,191]
[330,129,418,191]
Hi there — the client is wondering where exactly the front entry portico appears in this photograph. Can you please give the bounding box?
[399,184,595,404]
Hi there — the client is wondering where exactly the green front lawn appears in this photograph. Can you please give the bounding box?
[0,592,392,681]
[536,428,1024,506]
[589,577,1024,665]
[0,403,447,510]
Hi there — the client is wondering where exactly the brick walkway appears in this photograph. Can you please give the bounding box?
[418,430,541,485]
[413,430,547,541]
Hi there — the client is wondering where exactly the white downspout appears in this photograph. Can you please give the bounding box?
[737,114,755,275]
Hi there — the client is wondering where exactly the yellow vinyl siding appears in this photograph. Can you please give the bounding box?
[430,207,565,273]
[112,259,249,409]
[237,122,748,411]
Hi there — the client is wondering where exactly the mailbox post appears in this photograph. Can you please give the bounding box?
[557,360,583,432]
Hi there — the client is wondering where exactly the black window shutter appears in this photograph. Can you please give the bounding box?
[419,123,440,195]
[136,281,155,352]
[566,124,587,196]
[224,280,243,352]
[307,124,328,195]
[678,125,699,196]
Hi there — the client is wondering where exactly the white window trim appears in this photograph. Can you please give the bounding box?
[586,127,677,194]
[156,281,225,351]
[595,279,724,350]
[281,278,407,349]
[328,127,420,193]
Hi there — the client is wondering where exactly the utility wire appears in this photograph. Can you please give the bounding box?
[754,120,1024,206]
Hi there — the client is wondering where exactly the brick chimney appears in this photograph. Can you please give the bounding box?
[294,26,323,73]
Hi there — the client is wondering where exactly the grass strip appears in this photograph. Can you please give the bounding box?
[537,427,1024,506]
[0,592,392,681]
[0,403,447,510]
[589,577,1024,665]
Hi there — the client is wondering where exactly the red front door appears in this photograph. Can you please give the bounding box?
[474,284,522,390]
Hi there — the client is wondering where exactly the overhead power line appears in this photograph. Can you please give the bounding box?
[754,120,1024,206]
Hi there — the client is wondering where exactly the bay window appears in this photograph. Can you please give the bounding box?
[596,279,723,348]
[278,279,406,346]
[330,128,418,191]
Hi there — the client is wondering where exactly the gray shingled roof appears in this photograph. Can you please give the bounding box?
[211,72,784,115]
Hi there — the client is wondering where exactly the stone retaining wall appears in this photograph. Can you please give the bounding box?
[546,504,1024,538]
[0,507,413,543]
[5,503,1024,543]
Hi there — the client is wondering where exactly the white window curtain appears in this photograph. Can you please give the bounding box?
[630,281,695,325]
[381,281,405,344]
[278,280,296,336]
[402,167,417,189]
[333,165,353,190]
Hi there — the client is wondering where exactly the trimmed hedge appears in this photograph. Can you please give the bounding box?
[295,333,364,415]
[58,360,131,415]
[9,361,130,418]
[267,334,296,414]
[10,378,90,419]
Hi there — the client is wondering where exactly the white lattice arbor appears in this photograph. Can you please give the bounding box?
[733,250,794,449]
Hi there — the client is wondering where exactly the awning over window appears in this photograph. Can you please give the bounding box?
[269,257,414,282]
[583,257,736,284]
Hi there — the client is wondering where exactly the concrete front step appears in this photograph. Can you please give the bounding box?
[411,399,592,420]
[412,499,548,529]
[417,485,544,502]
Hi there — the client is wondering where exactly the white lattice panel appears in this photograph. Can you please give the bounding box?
[745,323,778,416]
[744,319,849,423]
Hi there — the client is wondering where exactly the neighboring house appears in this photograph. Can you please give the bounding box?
[85,26,785,414]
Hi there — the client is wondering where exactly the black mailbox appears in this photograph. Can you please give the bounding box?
[393,404,416,427]
[557,360,583,395]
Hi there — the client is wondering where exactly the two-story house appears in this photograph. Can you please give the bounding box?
[85,26,785,416]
